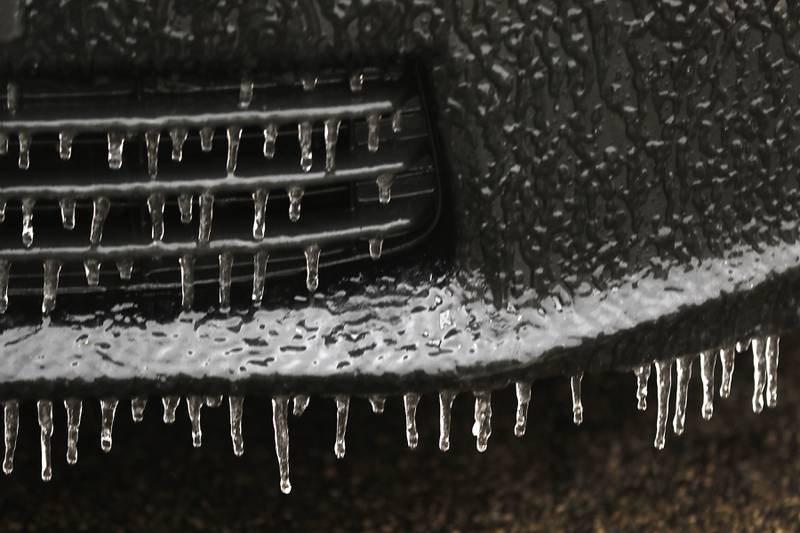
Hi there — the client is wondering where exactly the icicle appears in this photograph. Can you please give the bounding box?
[198,192,214,242]
[0,198,5,222]
[699,351,716,420]
[178,194,193,224]
[145,130,160,178]
[302,76,318,91]
[570,372,584,425]
[229,396,244,456]
[514,382,531,437]
[226,126,242,174]
[58,131,74,160]
[59,198,76,230]
[262,123,277,159]
[3,400,19,474]
[292,395,309,417]
[634,363,651,411]
[0,132,7,155]
[473,391,492,452]
[0,260,10,314]
[324,118,340,172]
[298,121,313,172]
[751,337,766,414]
[41,260,61,314]
[376,174,394,204]
[369,238,383,260]
[252,251,268,305]
[391,109,403,133]
[272,396,292,494]
[83,258,101,286]
[654,359,672,450]
[161,396,180,424]
[64,399,82,465]
[218,252,233,311]
[438,390,456,452]
[170,128,188,162]
[304,243,320,292]
[21,197,34,247]
[99,398,118,453]
[107,132,125,170]
[735,338,751,353]
[673,355,692,435]
[187,396,204,447]
[403,393,421,449]
[288,187,304,222]
[368,395,386,414]
[90,196,110,245]
[205,396,223,408]
[252,189,268,239]
[17,132,31,169]
[766,335,780,408]
[719,346,735,399]
[334,395,349,459]
[6,82,18,114]
[239,79,254,108]
[367,113,380,152]
[350,72,364,92]
[200,127,215,152]
[116,259,133,280]
[131,397,147,422]
[147,193,166,241]
[37,400,53,481]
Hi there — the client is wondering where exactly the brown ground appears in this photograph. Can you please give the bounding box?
[1,334,799,532]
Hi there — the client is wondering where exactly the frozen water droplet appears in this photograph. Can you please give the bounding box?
[262,123,277,159]
[90,197,110,245]
[634,363,651,411]
[367,113,380,152]
[21,197,34,247]
[205,396,223,408]
[766,335,780,408]
[228,396,245,456]
[83,258,101,286]
[59,198,76,230]
[473,391,492,452]
[116,258,133,280]
[200,127,215,152]
[239,79,254,108]
[368,238,383,260]
[147,193,166,241]
[302,76,318,91]
[218,252,233,311]
[700,351,716,420]
[751,337,766,414]
[178,194,193,224]
[0,132,7,155]
[187,396,204,447]
[391,109,402,133]
[64,399,82,465]
[324,118,340,172]
[161,396,180,424]
[226,126,242,175]
[719,346,735,399]
[131,397,147,422]
[334,395,349,459]
[99,398,118,453]
[438,390,456,452]
[170,128,188,162]
[292,395,309,417]
[272,396,292,494]
[349,72,364,92]
[570,372,584,425]
[736,338,751,353]
[58,131,74,160]
[304,243,320,292]
[3,399,19,474]
[17,132,31,169]
[252,189,269,240]
[288,187,304,222]
[514,382,531,437]
[41,260,61,315]
[403,393,420,449]
[252,251,268,305]
[0,260,11,314]
[376,174,394,204]
[145,130,160,178]
[107,132,125,169]
[298,122,313,171]
[654,359,673,450]
[368,396,386,414]
[37,400,53,481]
[198,192,214,242]
[673,355,692,435]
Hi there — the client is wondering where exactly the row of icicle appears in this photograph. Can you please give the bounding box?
[0,334,780,492]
